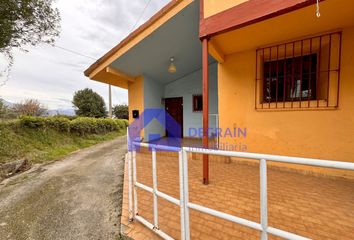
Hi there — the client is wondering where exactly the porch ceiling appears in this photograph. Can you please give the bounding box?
[110,0,215,84]
[212,0,354,55]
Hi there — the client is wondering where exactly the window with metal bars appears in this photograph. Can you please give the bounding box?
[255,32,342,110]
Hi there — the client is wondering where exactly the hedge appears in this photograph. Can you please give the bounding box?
[19,116,128,135]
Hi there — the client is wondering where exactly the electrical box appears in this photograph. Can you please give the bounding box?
[132,110,139,119]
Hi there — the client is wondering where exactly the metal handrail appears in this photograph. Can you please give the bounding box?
[128,141,184,240]
[127,140,354,240]
[183,147,354,170]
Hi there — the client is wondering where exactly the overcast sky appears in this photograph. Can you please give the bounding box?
[0,0,169,110]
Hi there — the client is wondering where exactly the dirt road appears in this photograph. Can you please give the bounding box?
[0,136,127,240]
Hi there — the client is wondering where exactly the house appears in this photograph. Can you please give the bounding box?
[85,0,354,178]
[85,0,354,239]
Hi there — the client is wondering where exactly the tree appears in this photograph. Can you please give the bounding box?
[0,0,61,85]
[113,104,128,120]
[72,88,107,118]
[0,100,6,118]
[13,99,47,116]
[0,99,17,119]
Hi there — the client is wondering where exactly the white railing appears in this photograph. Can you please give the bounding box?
[126,141,354,240]
[127,142,183,240]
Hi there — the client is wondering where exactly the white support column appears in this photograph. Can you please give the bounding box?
[182,149,191,240]
[127,152,133,221]
[178,151,186,240]
[260,159,268,240]
[127,127,133,221]
[152,147,159,229]
[132,148,138,217]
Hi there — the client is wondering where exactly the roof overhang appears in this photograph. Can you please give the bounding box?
[199,0,319,39]
[209,0,354,55]
[84,0,196,88]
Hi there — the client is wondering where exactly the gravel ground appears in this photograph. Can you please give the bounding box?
[0,136,127,240]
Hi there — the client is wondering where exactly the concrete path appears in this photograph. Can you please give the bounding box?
[0,136,127,240]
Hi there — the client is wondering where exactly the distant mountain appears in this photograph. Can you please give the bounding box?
[0,98,14,107]
[1,98,75,116]
[47,108,76,116]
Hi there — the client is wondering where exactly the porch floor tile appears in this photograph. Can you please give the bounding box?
[121,152,354,240]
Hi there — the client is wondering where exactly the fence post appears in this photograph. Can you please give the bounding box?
[127,152,133,221]
[152,147,159,229]
[260,159,268,240]
[132,146,138,217]
[178,150,186,240]
[126,127,134,221]
[182,149,191,240]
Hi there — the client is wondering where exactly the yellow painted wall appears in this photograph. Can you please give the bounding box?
[218,27,354,178]
[128,76,144,137]
[204,0,248,18]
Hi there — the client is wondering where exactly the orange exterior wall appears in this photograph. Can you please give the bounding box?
[218,26,354,178]
[128,76,144,137]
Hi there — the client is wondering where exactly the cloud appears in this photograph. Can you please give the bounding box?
[0,0,170,109]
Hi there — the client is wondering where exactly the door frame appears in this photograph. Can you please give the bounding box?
[164,97,183,138]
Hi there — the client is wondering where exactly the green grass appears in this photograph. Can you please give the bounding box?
[0,121,126,164]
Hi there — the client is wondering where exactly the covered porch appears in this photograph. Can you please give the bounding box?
[86,0,218,144]
[87,0,217,183]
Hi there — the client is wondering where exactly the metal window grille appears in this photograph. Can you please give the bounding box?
[255,32,342,110]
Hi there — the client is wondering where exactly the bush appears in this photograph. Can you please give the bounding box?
[20,116,46,128]
[54,114,77,120]
[69,118,128,136]
[45,117,71,132]
[116,119,129,129]
[69,118,93,135]
[19,116,128,136]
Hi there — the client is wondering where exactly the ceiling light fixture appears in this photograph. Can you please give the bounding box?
[316,0,321,17]
[168,57,177,73]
